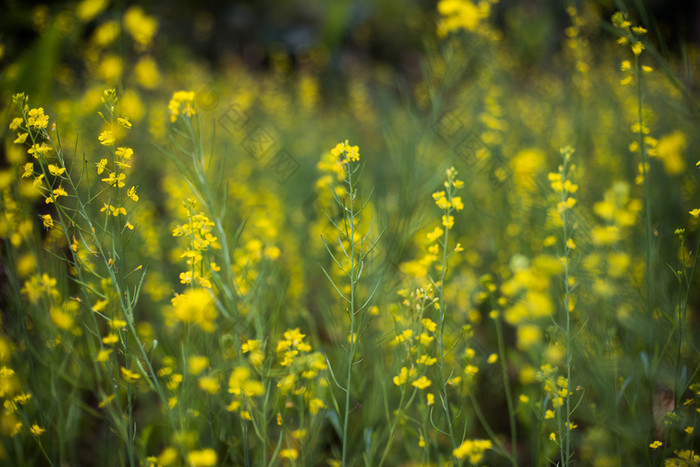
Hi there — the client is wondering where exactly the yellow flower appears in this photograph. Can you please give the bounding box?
[96,349,112,363]
[135,56,162,89]
[188,356,209,375]
[228,367,264,397]
[14,393,31,405]
[76,0,109,21]
[309,397,326,414]
[330,142,345,157]
[102,333,119,345]
[123,6,159,48]
[28,143,52,158]
[437,0,484,35]
[435,196,451,209]
[631,42,644,55]
[417,355,437,366]
[96,158,108,174]
[280,448,299,460]
[517,324,542,350]
[121,367,141,382]
[346,144,360,162]
[649,440,662,449]
[418,332,434,346]
[47,164,65,176]
[442,215,454,229]
[27,108,49,129]
[116,147,133,159]
[464,364,479,377]
[393,366,414,386]
[117,117,131,128]
[620,75,633,86]
[50,186,68,200]
[453,439,493,463]
[127,186,139,201]
[427,226,444,242]
[42,214,54,229]
[30,424,45,436]
[186,448,217,467]
[21,163,34,178]
[421,318,437,332]
[487,353,498,364]
[411,376,432,390]
[171,288,218,332]
[98,130,115,146]
[9,117,23,131]
[101,172,126,188]
[330,140,360,163]
[198,376,220,395]
[168,91,196,122]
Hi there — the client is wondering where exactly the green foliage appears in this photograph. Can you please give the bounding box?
[0,1,699,466]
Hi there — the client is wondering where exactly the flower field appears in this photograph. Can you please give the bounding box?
[0,0,699,465]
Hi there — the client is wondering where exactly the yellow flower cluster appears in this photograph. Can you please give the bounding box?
[612,11,647,56]
[453,438,493,463]
[330,139,360,165]
[169,288,218,332]
[436,0,495,36]
[399,167,465,280]
[8,95,66,210]
[590,182,641,247]
[172,205,221,288]
[168,90,196,122]
[274,328,327,414]
[537,364,574,412]
[186,448,217,467]
[665,449,700,466]
[95,89,139,225]
[122,6,159,49]
[226,366,264,417]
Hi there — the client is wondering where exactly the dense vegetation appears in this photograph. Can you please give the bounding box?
[1,1,699,465]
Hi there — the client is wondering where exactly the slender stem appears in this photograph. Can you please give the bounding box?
[562,193,572,467]
[342,160,357,467]
[437,217,457,455]
[467,391,515,463]
[674,232,700,408]
[635,54,655,443]
[378,388,409,466]
[35,438,56,467]
[494,312,518,466]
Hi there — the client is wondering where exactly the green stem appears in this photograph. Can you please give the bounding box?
[636,54,656,444]
[467,391,515,464]
[378,388,410,466]
[436,210,457,456]
[342,160,358,467]
[675,231,700,408]
[494,311,518,466]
